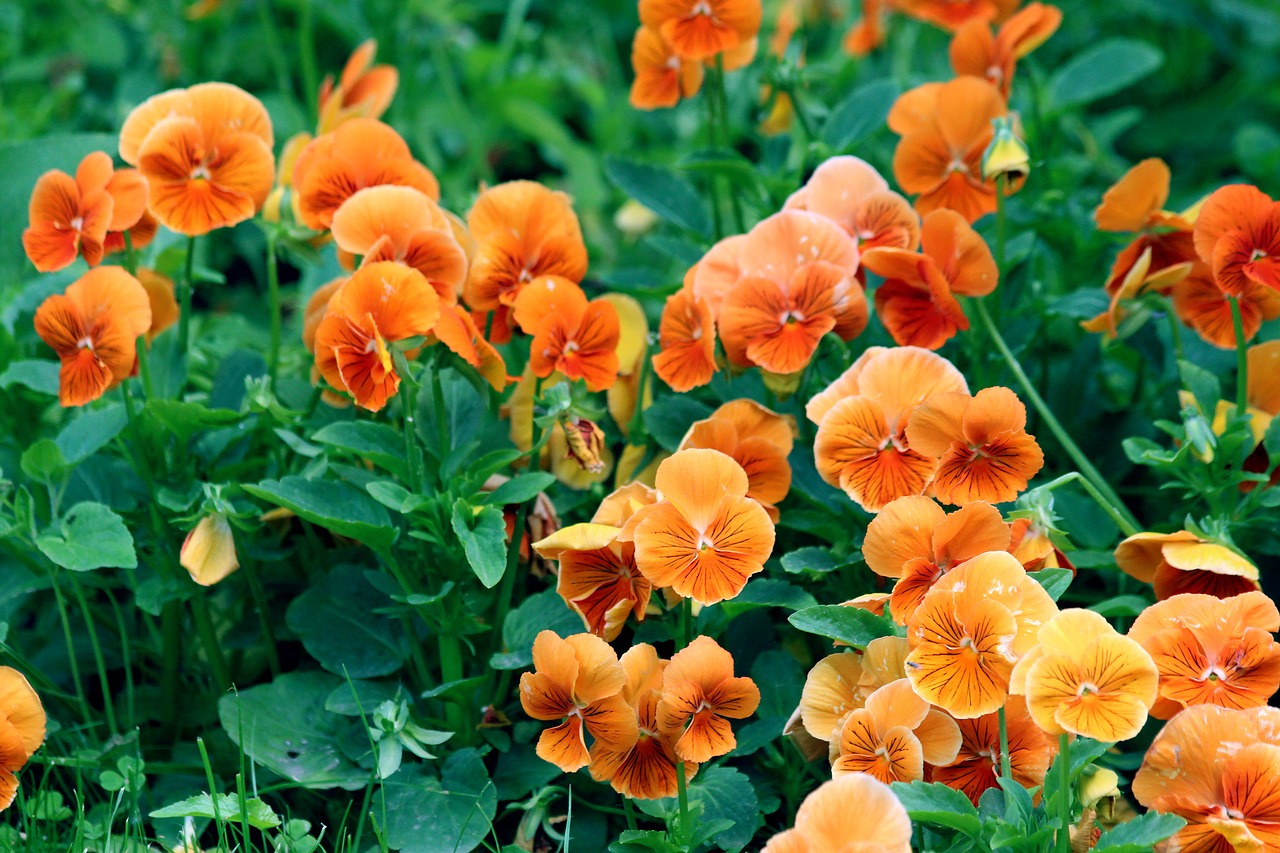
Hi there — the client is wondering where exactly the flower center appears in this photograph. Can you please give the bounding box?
[77,336,94,352]
[1078,682,1100,697]
[70,216,84,231]
[190,164,212,180]
[1250,248,1268,262]
[564,340,580,354]
[946,157,968,174]
[692,0,713,16]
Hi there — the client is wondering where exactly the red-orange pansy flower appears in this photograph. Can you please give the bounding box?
[657,636,760,763]
[317,39,399,135]
[0,667,46,810]
[630,26,704,109]
[653,288,718,392]
[933,695,1055,805]
[1171,268,1280,350]
[895,0,1019,30]
[1194,184,1280,297]
[430,305,511,392]
[638,0,763,61]
[831,678,962,784]
[517,278,621,392]
[534,523,652,642]
[949,3,1062,98]
[1115,531,1261,600]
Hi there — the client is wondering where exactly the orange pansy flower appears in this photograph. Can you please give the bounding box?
[34,267,152,407]
[630,26,704,109]
[832,678,962,783]
[843,0,888,56]
[906,551,1059,718]
[520,278,621,392]
[933,695,1056,806]
[890,76,1009,223]
[785,155,921,253]
[679,399,794,511]
[809,346,969,512]
[1193,184,1280,297]
[687,233,747,316]
[23,151,147,272]
[861,208,998,349]
[0,667,46,810]
[1128,592,1280,720]
[1171,268,1280,350]
[895,0,1018,30]
[653,288,718,392]
[589,644,697,799]
[519,631,639,773]
[1114,531,1261,600]
[949,3,1062,98]
[317,40,398,134]
[905,386,1044,504]
[798,637,910,743]
[761,772,913,853]
[1007,516,1074,573]
[863,496,1011,623]
[620,448,775,606]
[430,305,511,392]
[330,185,468,304]
[464,181,588,318]
[534,523,652,642]
[313,261,441,412]
[1133,705,1280,853]
[1009,608,1158,741]
[292,118,439,232]
[137,269,180,343]
[120,83,275,236]
[657,636,760,762]
[638,0,763,61]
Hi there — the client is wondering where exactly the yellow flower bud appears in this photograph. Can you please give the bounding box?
[180,513,240,587]
[613,200,660,240]
[982,116,1030,182]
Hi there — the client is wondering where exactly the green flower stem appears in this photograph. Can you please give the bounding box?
[437,626,467,738]
[135,335,154,400]
[703,78,726,241]
[676,762,691,845]
[177,235,198,361]
[298,0,319,116]
[1033,472,1139,538]
[265,229,282,386]
[997,704,1011,782]
[431,353,451,480]
[712,57,745,234]
[486,500,529,701]
[974,297,1142,535]
[680,596,693,649]
[1230,296,1248,415]
[70,576,117,736]
[623,795,639,831]
[49,568,92,727]
[995,175,1008,274]
[160,601,182,740]
[1164,300,1185,365]
[254,0,293,101]
[1058,733,1072,853]
[391,349,423,493]
[122,230,139,277]
[243,558,281,678]
[189,592,232,694]
[197,736,231,852]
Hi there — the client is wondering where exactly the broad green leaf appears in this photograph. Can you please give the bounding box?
[0,360,60,396]
[643,396,714,451]
[891,781,983,837]
[1030,568,1073,601]
[610,829,683,853]
[36,502,136,571]
[450,499,508,588]
[1049,39,1164,109]
[824,79,899,150]
[490,590,582,670]
[788,604,894,648]
[379,750,497,853]
[1095,812,1187,851]
[484,472,555,506]
[55,405,127,465]
[1091,594,1150,617]
[21,439,67,485]
[286,565,406,678]
[1178,359,1220,415]
[150,793,281,829]
[244,476,395,551]
[721,578,818,617]
[605,156,712,237]
[780,546,841,574]
[312,421,407,476]
[146,400,243,444]
[635,767,761,852]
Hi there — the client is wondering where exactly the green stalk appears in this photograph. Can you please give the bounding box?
[1230,296,1249,415]
[49,569,92,727]
[177,235,198,360]
[392,350,423,492]
[1164,302,1185,365]
[973,297,1142,533]
[437,627,467,739]
[486,501,529,699]
[160,601,182,741]
[680,597,693,649]
[995,174,1008,274]
[623,796,638,832]
[430,354,450,482]
[1057,733,1072,853]
[190,593,232,693]
[243,558,281,678]
[676,762,691,844]
[1033,472,1139,538]
[135,335,154,400]
[265,229,282,386]
[298,0,319,117]
[254,0,293,99]
[712,56,745,234]
[197,737,231,852]
[70,577,117,736]
[702,77,726,241]
[997,704,1011,782]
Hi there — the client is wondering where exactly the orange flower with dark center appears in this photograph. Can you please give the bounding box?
[317,40,398,134]
[589,644,697,799]
[1193,184,1280,297]
[905,386,1044,504]
[292,118,439,232]
[518,278,621,392]
[861,208,997,349]
[23,151,148,272]
[330,185,467,304]
[313,261,441,412]
[0,667,46,810]
[34,267,152,407]
[949,3,1062,98]
[1115,531,1261,600]
[534,523,652,642]
[863,496,1011,623]
[120,83,275,236]
[932,695,1055,805]
[630,26,704,109]
[761,772,913,853]
[464,181,588,317]
[430,305,511,392]
[619,448,775,606]
[638,0,763,61]
[1133,705,1280,853]
[809,346,969,512]
[656,636,759,762]
[1010,608,1159,741]
[1171,268,1280,350]
[785,156,921,253]
[519,630,639,773]
[653,288,718,392]
[906,551,1059,718]
[831,678,962,783]
[890,76,1010,223]
[1128,592,1280,720]
[679,399,794,512]
[798,638,910,743]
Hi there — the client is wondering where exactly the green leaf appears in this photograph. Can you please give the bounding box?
[219,671,367,790]
[891,781,983,838]
[1030,568,1072,601]
[1095,812,1187,851]
[146,400,244,444]
[379,750,497,853]
[286,565,406,678]
[1178,359,1220,415]
[721,579,818,617]
[21,439,68,485]
[55,405,127,466]
[450,499,508,588]
[634,767,760,852]
[1091,594,1151,617]
[1264,413,1280,461]
[243,476,395,551]
[823,79,899,150]
[1049,39,1164,109]
[311,421,407,476]
[36,502,136,571]
[0,360,60,396]
[643,396,713,451]
[610,830,683,853]
[605,156,712,237]
[788,604,894,649]
[490,590,582,670]
[780,546,841,574]
[485,472,555,506]
[150,793,281,830]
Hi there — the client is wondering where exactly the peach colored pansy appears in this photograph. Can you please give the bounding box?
[798,637,910,743]
[949,3,1062,98]
[1115,531,1261,600]
[657,636,760,762]
[687,233,748,316]
[863,496,1011,624]
[518,278,621,392]
[906,386,1045,505]
[589,644,697,799]
[638,0,763,61]
[534,523,652,642]
[653,288,718,392]
[861,208,998,349]
[34,267,152,407]
[933,695,1056,806]
[0,667,46,810]
[313,261,441,412]
[619,448,775,606]
[906,551,1059,718]
[317,39,399,134]
[831,678,962,783]
[1128,591,1280,720]
[761,772,913,853]
[890,76,1010,223]
[120,82,275,236]
[679,399,794,511]
[630,26,704,109]
[810,346,969,512]
[1010,608,1159,741]
[1133,704,1280,853]
[785,156,921,253]
[1193,184,1280,297]
[519,631,639,772]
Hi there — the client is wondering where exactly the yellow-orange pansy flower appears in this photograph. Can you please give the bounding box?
[832,678,962,783]
[657,636,760,762]
[1114,531,1261,600]
[798,637,910,743]
[762,772,913,853]
[0,667,46,810]
[679,399,794,512]
[534,523,652,643]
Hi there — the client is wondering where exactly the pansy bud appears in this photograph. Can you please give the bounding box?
[561,415,607,474]
[180,513,240,586]
[982,116,1030,182]
[613,199,659,239]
